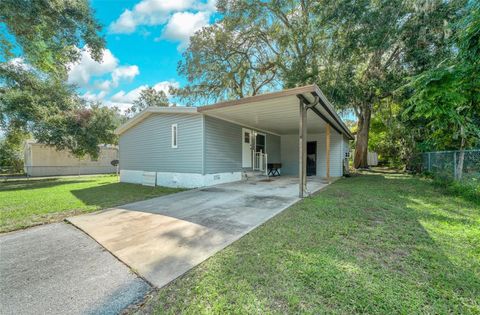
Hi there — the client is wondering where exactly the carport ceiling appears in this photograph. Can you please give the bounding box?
[199,86,346,136]
[203,95,328,135]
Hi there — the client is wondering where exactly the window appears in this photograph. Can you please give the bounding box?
[171,124,178,148]
[244,131,250,143]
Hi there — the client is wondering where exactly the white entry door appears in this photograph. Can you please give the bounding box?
[242,128,252,168]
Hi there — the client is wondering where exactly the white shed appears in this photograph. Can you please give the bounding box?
[24,141,118,176]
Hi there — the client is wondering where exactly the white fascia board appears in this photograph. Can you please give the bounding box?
[115,107,199,135]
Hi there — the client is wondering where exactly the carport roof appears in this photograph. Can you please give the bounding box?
[115,84,353,140]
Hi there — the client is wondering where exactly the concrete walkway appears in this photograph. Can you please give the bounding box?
[0,223,150,315]
[68,177,328,288]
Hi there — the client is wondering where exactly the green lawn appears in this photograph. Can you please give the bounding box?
[141,172,479,314]
[0,175,182,233]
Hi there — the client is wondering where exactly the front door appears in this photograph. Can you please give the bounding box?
[242,128,252,167]
[307,141,317,176]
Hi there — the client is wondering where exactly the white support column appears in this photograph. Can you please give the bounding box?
[299,99,307,198]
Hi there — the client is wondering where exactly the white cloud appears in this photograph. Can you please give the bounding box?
[109,10,137,34]
[109,0,197,34]
[93,80,112,91]
[81,91,108,102]
[160,11,211,49]
[108,0,217,48]
[110,86,145,104]
[68,47,139,94]
[8,57,32,71]
[112,65,140,86]
[68,48,118,87]
[110,80,179,105]
[152,80,180,95]
[196,0,217,11]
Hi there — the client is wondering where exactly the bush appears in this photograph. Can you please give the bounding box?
[0,140,24,173]
[432,176,480,204]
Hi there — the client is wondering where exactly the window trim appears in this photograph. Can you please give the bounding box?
[171,124,178,148]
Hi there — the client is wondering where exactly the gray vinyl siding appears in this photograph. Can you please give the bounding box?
[204,116,242,174]
[266,134,281,163]
[325,131,343,177]
[280,131,344,177]
[119,113,203,173]
[204,116,281,174]
[280,135,299,176]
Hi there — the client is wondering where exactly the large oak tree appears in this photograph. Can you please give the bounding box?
[0,0,119,158]
[175,0,466,168]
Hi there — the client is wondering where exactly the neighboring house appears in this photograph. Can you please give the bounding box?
[24,141,118,177]
[116,84,354,197]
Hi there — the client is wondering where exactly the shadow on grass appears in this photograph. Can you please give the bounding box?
[0,178,95,192]
[147,172,480,314]
[70,183,182,209]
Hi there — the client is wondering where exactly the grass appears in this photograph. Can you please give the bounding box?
[0,175,183,233]
[432,175,480,204]
[140,172,480,314]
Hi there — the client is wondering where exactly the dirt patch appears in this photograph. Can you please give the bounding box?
[199,187,226,192]
[242,195,291,208]
[1,208,88,234]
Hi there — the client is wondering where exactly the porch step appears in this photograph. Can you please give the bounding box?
[243,170,267,180]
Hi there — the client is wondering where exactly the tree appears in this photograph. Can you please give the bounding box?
[0,63,119,159]
[318,0,464,168]
[174,0,331,105]
[126,87,170,117]
[404,1,480,179]
[175,0,463,169]
[368,99,424,168]
[0,0,115,158]
[0,128,28,172]
[0,0,104,76]
[173,22,279,105]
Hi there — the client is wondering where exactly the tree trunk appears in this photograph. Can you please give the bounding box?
[354,105,371,169]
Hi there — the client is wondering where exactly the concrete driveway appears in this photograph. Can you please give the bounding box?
[0,223,150,315]
[67,177,328,288]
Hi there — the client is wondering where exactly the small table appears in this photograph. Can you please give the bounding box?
[267,163,281,176]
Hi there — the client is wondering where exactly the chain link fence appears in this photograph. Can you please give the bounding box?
[410,149,480,180]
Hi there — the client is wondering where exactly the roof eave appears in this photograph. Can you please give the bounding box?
[198,85,317,112]
[115,107,199,135]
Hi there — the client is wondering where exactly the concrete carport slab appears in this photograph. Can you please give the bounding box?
[67,177,329,288]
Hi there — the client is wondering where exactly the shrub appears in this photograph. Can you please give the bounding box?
[432,176,479,204]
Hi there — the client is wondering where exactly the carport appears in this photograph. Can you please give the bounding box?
[198,84,354,197]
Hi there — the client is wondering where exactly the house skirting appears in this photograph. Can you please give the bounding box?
[120,170,242,188]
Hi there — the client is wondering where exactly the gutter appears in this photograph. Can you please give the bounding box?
[296,94,345,136]
[312,88,354,140]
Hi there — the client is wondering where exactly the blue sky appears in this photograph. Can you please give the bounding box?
[68,0,218,110]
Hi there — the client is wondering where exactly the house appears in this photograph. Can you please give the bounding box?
[24,141,118,177]
[115,84,354,197]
